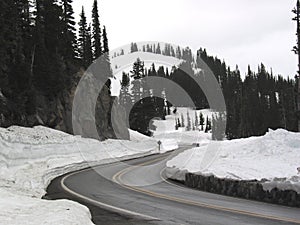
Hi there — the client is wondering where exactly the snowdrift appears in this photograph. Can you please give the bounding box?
[0,126,159,225]
[167,129,300,193]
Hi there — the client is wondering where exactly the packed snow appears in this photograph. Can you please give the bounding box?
[167,129,300,193]
[0,189,93,225]
[0,125,178,225]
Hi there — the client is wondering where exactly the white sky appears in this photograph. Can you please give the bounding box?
[73,0,297,78]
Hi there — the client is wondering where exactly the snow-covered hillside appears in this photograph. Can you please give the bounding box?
[0,126,162,225]
[167,129,300,193]
[152,107,213,145]
[110,51,183,96]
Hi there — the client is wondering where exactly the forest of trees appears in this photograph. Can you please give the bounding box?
[0,1,298,140]
[120,45,297,139]
[0,0,111,128]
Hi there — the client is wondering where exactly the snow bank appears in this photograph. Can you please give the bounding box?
[167,129,300,193]
[129,129,151,141]
[0,126,158,225]
[0,189,93,225]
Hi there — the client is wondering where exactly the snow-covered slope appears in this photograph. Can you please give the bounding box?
[167,129,300,193]
[152,107,212,145]
[129,128,151,141]
[110,51,183,96]
[0,126,160,225]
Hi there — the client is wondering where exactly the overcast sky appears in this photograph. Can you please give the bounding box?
[73,0,297,78]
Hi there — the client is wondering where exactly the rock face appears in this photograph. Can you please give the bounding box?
[0,68,129,141]
[184,173,300,207]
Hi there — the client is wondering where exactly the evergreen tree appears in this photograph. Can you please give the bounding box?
[156,43,161,54]
[194,111,199,128]
[119,72,131,106]
[205,116,211,133]
[177,118,181,127]
[199,112,205,131]
[181,113,185,127]
[130,42,138,53]
[176,46,182,58]
[92,0,102,58]
[33,0,65,96]
[102,25,109,53]
[85,24,93,66]
[170,46,175,57]
[175,118,178,130]
[130,58,144,102]
[78,7,87,60]
[186,111,192,131]
[78,7,92,67]
[61,0,76,59]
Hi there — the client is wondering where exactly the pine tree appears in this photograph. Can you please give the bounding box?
[78,7,87,60]
[205,116,211,133]
[78,7,92,67]
[181,113,185,127]
[130,43,138,53]
[170,46,175,57]
[92,0,102,58]
[119,72,131,106]
[131,58,144,80]
[85,24,93,66]
[194,111,199,128]
[199,112,205,131]
[186,111,191,131]
[44,0,63,54]
[156,43,161,54]
[176,46,182,58]
[33,0,65,96]
[102,25,109,53]
[177,118,181,128]
[130,58,144,102]
[61,0,76,59]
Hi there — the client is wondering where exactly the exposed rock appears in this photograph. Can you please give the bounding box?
[183,173,300,207]
[0,68,129,141]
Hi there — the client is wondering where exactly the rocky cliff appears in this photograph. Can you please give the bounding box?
[0,68,129,141]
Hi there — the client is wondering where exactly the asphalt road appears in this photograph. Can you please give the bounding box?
[47,148,300,225]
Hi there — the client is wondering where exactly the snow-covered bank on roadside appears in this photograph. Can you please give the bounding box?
[167,129,300,193]
[0,189,93,225]
[0,126,159,225]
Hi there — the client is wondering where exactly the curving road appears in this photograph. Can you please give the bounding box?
[51,147,300,225]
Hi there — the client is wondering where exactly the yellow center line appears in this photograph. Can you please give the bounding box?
[112,156,300,224]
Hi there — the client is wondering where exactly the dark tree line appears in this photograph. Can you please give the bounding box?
[0,0,110,127]
[119,58,169,135]
[120,48,297,139]
[199,49,297,139]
